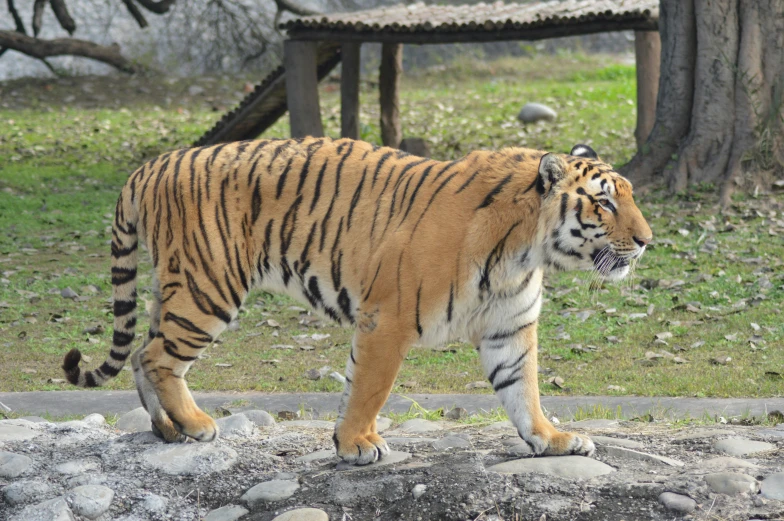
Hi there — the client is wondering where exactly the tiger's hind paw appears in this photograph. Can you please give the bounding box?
[335,432,390,465]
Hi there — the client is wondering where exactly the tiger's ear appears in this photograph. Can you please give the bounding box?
[536,153,567,196]
[570,144,598,159]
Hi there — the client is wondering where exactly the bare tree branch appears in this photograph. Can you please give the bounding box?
[50,0,77,35]
[273,0,320,32]
[7,0,27,34]
[0,30,137,72]
[121,0,149,28]
[134,0,175,14]
[33,0,47,36]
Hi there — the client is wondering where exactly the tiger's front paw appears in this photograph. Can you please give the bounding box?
[534,430,595,457]
[334,431,390,465]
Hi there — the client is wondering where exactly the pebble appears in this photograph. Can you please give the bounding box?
[704,472,759,495]
[714,438,774,457]
[142,443,238,475]
[242,410,276,427]
[215,414,255,437]
[65,485,114,519]
[55,458,101,475]
[0,424,39,442]
[488,455,615,479]
[204,504,250,521]
[517,102,557,123]
[141,493,168,514]
[760,473,784,501]
[432,435,471,451]
[81,414,106,427]
[412,484,427,499]
[445,407,468,420]
[397,419,443,433]
[271,508,329,521]
[590,435,644,449]
[376,417,392,433]
[602,446,684,467]
[658,492,696,514]
[114,408,152,433]
[241,480,300,506]
[280,420,335,430]
[10,497,75,521]
[3,480,53,506]
[0,451,33,478]
[335,450,411,471]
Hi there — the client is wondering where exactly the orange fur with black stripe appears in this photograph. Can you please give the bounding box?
[63,138,651,463]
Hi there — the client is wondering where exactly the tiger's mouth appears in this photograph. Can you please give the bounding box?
[590,248,629,275]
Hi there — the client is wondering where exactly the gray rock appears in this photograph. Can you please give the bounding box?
[480,421,515,433]
[445,407,468,420]
[142,443,238,475]
[384,437,437,446]
[241,480,299,506]
[704,472,759,495]
[66,485,114,519]
[756,429,784,439]
[271,508,329,521]
[517,102,557,123]
[81,414,106,427]
[66,474,107,488]
[694,457,760,472]
[55,458,101,475]
[0,424,39,442]
[18,416,48,423]
[714,438,775,457]
[295,449,336,463]
[376,417,392,433]
[673,428,734,441]
[114,408,151,433]
[432,435,471,451]
[760,473,784,501]
[204,504,249,521]
[488,455,615,479]
[567,419,619,430]
[280,419,335,430]
[590,435,644,449]
[141,494,168,514]
[335,451,411,471]
[215,414,254,438]
[242,410,276,427]
[3,480,53,506]
[501,438,534,457]
[412,484,427,499]
[0,451,33,478]
[397,419,443,433]
[602,446,684,467]
[10,497,75,521]
[658,492,696,514]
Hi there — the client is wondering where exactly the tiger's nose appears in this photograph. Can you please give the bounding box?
[633,236,652,247]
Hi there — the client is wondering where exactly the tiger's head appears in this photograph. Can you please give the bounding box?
[535,144,652,281]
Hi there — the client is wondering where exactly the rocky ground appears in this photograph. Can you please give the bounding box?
[1,408,784,521]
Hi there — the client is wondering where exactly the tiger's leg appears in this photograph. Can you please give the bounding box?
[334,321,415,465]
[130,275,185,442]
[479,319,594,456]
[138,293,231,442]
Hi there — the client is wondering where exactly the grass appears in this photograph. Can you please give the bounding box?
[1,53,783,398]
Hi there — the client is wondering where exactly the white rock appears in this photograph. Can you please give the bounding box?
[114,407,151,433]
[760,473,784,501]
[704,472,759,495]
[66,485,114,519]
[3,480,53,506]
[241,480,299,506]
[141,494,168,514]
[0,451,33,478]
[0,424,39,442]
[517,102,557,123]
[242,410,276,427]
[81,414,106,427]
[488,455,615,479]
[271,508,329,521]
[397,419,442,433]
[412,484,427,499]
[10,497,75,521]
[714,438,775,457]
[204,504,249,521]
[55,458,101,475]
[215,414,255,438]
[658,492,696,514]
[142,443,238,475]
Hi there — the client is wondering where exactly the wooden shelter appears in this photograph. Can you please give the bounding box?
[196,0,660,149]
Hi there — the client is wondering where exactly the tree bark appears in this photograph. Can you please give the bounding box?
[633,30,660,148]
[379,43,402,148]
[0,30,137,73]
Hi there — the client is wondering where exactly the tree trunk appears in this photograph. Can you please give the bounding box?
[634,30,661,148]
[622,0,784,201]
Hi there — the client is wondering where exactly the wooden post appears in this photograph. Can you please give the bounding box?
[340,42,361,140]
[379,43,402,148]
[634,30,661,149]
[284,40,324,138]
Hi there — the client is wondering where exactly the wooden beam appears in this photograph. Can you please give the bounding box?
[284,40,324,138]
[379,43,402,148]
[634,30,661,148]
[340,42,361,140]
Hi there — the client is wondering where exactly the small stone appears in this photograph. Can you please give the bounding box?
[517,102,557,123]
[714,438,774,457]
[761,473,784,500]
[335,450,411,471]
[141,494,168,514]
[271,508,329,521]
[277,410,297,421]
[215,414,254,437]
[66,485,114,519]
[304,368,321,380]
[142,444,238,475]
[0,424,39,442]
[241,480,299,506]
[658,492,696,514]
[328,371,346,384]
[60,287,79,299]
[397,419,442,433]
[590,436,644,449]
[10,497,75,521]
[489,456,615,479]
[280,420,335,430]
[81,414,106,427]
[114,407,152,433]
[55,458,101,475]
[204,504,249,521]
[3,480,53,506]
[602,446,684,467]
[412,484,427,499]
[0,451,33,478]
[243,410,276,427]
[376,417,392,433]
[704,472,759,495]
[445,407,468,420]
[432,435,471,451]
[294,449,336,463]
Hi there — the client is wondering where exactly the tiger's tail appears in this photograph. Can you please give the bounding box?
[63,183,139,387]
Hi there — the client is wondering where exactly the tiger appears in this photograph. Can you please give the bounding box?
[63,137,652,465]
